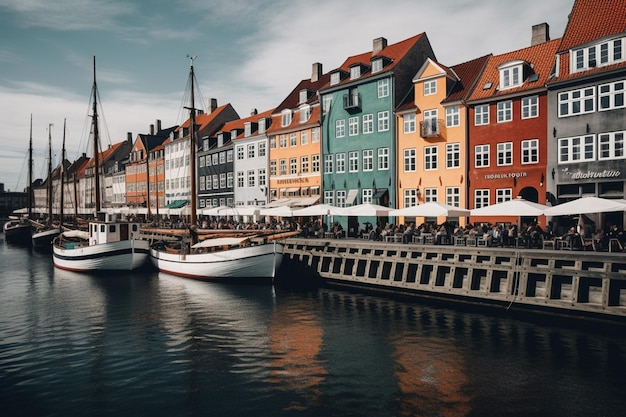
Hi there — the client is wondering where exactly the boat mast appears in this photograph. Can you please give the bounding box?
[187,55,198,229]
[47,123,53,222]
[59,119,66,226]
[92,56,101,215]
[28,114,33,220]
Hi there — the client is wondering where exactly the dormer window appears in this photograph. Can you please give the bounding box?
[299,104,311,123]
[498,61,524,90]
[350,65,361,79]
[281,109,292,127]
[299,89,311,104]
[258,118,266,134]
[572,37,625,73]
[244,122,252,137]
[371,58,383,73]
[330,72,341,86]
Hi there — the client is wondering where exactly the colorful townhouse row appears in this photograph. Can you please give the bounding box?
[32,0,626,232]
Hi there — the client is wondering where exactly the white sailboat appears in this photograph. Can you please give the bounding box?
[149,56,290,280]
[52,57,149,272]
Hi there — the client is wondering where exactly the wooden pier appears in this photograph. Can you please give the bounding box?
[281,238,626,323]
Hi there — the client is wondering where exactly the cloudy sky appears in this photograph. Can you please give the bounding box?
[0,0,573,191]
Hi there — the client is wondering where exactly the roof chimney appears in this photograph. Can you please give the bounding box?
[373,37,387,55]
[155,119,162,133]
[127,132,132,143]
[250,108,258,116]
[150,124,154,135]
[208,98,218,114]
[312,62,323,82]
[531,23,550,46]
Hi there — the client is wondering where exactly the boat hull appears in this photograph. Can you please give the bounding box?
[149,242,284,280]
[53,239,150,272]
[3,221,32,245]
[32,227,61,249]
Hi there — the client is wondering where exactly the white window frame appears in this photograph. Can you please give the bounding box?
[404,148,416,172]
[446,187,460,207]
[281,110,292,127]
[424,146,438,171]
[475,144,490,168]
[348,116,359,136]
[336,119,346,138]
[404,189,418,207]
[445,105,460,127]
[403,113,416,133]
[475,104,489,125]
[312,154,320,173]
[446,143,460,169]
[558,87,595,117]
[599,80,626,111]
[336,152,346,173]
[324,154,334,173]
[500,64,522,89]
[496,188,512,204]
[424,80,437,95]
[598,130,625,160]
[521,95,539,119]
[497,142,513,166]
[377,111,390,131]
[363,149,373,171]
[362,188,373,204]
[377,79,389,98]
[474,189,490,209]
[377,148,389,171]
[424,188,438,203]
[348,151,359,173]
[362,114,374,134]
[521,139,539,164]
[497,100,512,123]
[558,135,596,163]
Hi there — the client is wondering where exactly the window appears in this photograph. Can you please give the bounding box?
[219,152,225,164]
[377,111,389,131]
[424,188,437,203]
[336,119,346,138]
[599,80,625,111]
[500,64,522,89]
[279,159,287,175]
[371,58,383,73]
[212,175,218,190]
[349,117,359,136]
[279,135,287,148]
[270,136,276,149]
[424,80,437,95]
[199,175,205,191]
[558,135,595,163]
[598,130,625,160]
[324,154,334,173]
[474,189,489,209]
[475,144,490,168]
[336,190,347,207]
[281,110,292,127]
[247,144,255,159]
[330,72,340,85]
[446,187,460,207]
[350,66,361,79]
[475,104,489,125]
[404,148,416,172]
[496,188,512,203]
[290,158,297,175]
[290,133,297,147]
[404,189,418,207]
[258,169,266,186]
[558,87,595,117]
[211,154,218,165]
[312,128,320,143]
[497,142,513,166]
[247,171,255,187]
[349,151,359,172]
[258,142,266,157]
[362,188,373,204]
[497,100,512,122]
[363,149,373,171]
[258,118,266,134]
[323,96,332,114]
[521,95,539,119]
[403,114,416,133]
[312,154,320,173]
[300,130,308,145]
[336,153,346,173]
[270,160,277,176]
[377,148,389,170]
[572,37,625,72]
[226,150,233,162]
[424,146,438,170]
[300,104,311,122]
[423,109,438,135]
[446,105,460,127]
[227,172,233,188]
[377,79,389,98]
[220,173,226,189]
[521,139,539,164]
[237,172,244,188]
[446,143,460,168]
[324,190,334,206]
[362,114,374,134]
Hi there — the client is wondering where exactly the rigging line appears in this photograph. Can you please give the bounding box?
[506,250,521,311]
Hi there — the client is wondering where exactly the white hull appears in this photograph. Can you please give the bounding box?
[53,239,150,272]
[150,242,284,280]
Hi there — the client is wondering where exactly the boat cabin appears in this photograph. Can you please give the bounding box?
[89,221,142,245]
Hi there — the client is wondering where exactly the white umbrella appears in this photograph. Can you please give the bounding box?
[390,202,470,218]
[543,196,626,216]
[470,197,548,217]
[292,203,347,216]
[218,206,261,217]
[341,203,394,216]
[201,205,228,216]
[259,205,295,217]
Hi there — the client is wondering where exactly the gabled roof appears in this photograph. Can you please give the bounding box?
[137,125,177,153]
[273,73,330,113]
[176,103,239,138]
[266,103,322,134]
[443,54,491,103]
[321,33,428,90]
[557,0,626,53]
[230,108,275,141]
[86,140,127,169]
[467,39,560,102]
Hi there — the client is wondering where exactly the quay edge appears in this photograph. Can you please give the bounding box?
[278,237,626,327]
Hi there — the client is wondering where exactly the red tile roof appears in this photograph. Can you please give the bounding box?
[558,0,626,53]
[467,39,561,101]
[273,74,331,113]
[444,55,491,103]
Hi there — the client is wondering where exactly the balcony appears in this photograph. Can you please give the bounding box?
[419,119,443,138]
[343,92,361,112]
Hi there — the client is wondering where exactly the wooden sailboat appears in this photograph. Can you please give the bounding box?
[3,115,34,245]
[149,56,291,280]
[32,123,61,249]
[52,57,150,272]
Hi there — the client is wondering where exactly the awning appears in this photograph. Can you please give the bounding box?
[346,189,359,205]
[265,198,293,208]
[290,196,320,207]
[165,199,187,209]
[372,188,388,199]
[284,187,300,193]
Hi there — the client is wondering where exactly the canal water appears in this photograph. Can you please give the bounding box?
[1,239,625,417]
